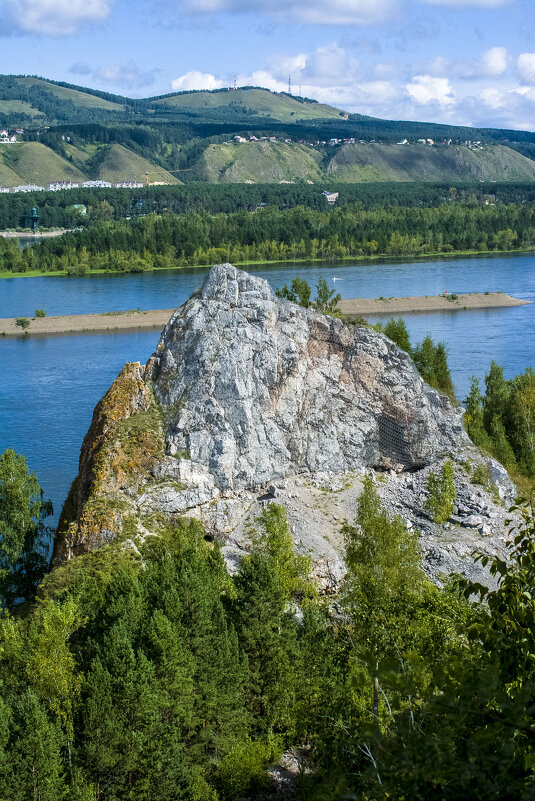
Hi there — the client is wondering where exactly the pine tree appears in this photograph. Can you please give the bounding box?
[383,318,411,355]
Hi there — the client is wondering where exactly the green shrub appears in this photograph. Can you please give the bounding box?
[15,317,30,330]
[34,309,46,318]
[424,460,456,524]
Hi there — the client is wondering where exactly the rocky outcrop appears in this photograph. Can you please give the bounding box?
[53,264,517,587]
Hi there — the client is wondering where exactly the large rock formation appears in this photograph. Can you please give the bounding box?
[53,264,515,587]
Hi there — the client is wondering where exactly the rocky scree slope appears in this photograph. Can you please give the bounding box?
[53,264,516,588]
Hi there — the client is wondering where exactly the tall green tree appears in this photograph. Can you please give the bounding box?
[0,449,52,608]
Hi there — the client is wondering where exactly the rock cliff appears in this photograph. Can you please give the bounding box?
[53,264,516,587]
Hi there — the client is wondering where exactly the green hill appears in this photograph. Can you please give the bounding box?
[95,143,181,184]
[193,140,535,184]
[0,142,85,186]
[197,140,323,183]
[327,143,535,183]
[151,87,345,122]
[15,77,125,112]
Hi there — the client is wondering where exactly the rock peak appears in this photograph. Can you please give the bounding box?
[152,264,466,492]
[201,262,272,306]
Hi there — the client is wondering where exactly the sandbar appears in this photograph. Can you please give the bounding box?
[337,291,530,317]
[0,292,530,337]
[0,308,174,337]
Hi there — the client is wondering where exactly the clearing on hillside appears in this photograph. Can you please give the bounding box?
[0,142,86,185]
[151,87,345,122]
[95,144,181,185]
[196,141,323,183]
[327,143,535,183]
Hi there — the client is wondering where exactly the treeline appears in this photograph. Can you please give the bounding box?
[465,362,535,478]
[3,201,535,274]
[4,181,535,232]
[1,446,535,800]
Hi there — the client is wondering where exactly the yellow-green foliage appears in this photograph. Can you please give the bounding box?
[253,504,315,600]
[424,460,457,524]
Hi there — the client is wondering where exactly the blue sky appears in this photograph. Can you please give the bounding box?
[0,0,534,129]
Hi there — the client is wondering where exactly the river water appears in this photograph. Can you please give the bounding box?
[1,253,534,521]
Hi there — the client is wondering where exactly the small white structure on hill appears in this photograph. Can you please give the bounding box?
[82,180,112,188]
[322,190,339,206]
[115,181,144,189]
[48,181,80,191]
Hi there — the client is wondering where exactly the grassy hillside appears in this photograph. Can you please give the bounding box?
[0,142,85,185]
[152,88,345,122]
[0,159,24,187]
[327,143,535,183]
[95,143,181,184]
[0,99,42,118]
[15,77,125,112]
[196,140,323,183]
[194,140,535,184]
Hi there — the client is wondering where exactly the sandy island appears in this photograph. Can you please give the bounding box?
[337,291,530,317]
[0,293,530,337]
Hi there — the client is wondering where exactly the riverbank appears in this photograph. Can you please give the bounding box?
[0,308,173,337]
[338,291,530,316]
[1,246,534,280]
[1,292,529,337]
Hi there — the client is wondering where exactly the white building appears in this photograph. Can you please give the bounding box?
[12,185,45,193]
[0,186,10,193]
[322,190,339,205]
[114,181,144,189]
[48,181,80,191]
[81,180,112,188]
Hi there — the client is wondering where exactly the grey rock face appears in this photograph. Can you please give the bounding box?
[150,264,467,491]
[57,263,517,591]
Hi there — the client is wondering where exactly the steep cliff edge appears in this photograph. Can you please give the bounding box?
[53,264,516,586]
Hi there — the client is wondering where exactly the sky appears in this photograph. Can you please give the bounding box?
[0,0,534,129]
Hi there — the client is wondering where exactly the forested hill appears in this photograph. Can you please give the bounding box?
[1,75,535,187]
[1,74,534,148]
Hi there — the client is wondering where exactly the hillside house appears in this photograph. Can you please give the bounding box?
[322,190,339,206]
[12,185,45,193]
[82,180,112,188]
[397,139,409,145]
[0,186,10,193]
[48,181,79,191]
[114,181,144,189]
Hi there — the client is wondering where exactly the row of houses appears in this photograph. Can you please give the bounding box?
[0,180,146,194]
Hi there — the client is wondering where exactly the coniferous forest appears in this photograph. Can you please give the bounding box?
[1,446,535,801]
[2,201,535,275]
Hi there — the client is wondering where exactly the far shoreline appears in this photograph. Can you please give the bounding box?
[1,292,530,338]
[0,246,534,280]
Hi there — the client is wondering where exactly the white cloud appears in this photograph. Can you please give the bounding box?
[481,46,508,76]
[0,0,111,36]
[406,75,456,105]
[518,53,535,85]
[429,47,509,79]
[171,71,224,91]
[178,0,397,25]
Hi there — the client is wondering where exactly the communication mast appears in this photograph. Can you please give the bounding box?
[233,74,237,91]
[288,74,291,95]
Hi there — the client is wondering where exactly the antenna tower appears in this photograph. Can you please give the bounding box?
[233,74,237,91]
[288,74,291,95]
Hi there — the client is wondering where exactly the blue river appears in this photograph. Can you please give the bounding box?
[1,253,534,522]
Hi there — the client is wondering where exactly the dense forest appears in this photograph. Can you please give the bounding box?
[2,201,535,274]
[3,182,535,232]
[0,443,534,800]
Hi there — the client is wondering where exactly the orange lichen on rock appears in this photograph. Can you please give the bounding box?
[52,362,164,564]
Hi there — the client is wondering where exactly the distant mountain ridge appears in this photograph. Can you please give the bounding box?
[0,75,534,187]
